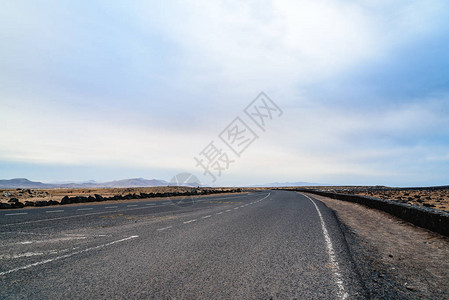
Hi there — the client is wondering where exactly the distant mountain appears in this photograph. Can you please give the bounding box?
[0,178,49,189]
[98,178,168,188]
[0,178,168,189]
[250,181,330,187]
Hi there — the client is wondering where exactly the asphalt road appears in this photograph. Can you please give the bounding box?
[0,191,366,299]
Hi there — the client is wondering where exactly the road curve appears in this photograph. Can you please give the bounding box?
[0,191,366,299]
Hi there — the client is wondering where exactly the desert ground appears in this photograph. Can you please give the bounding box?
[280,186,449,212]
[0,186,245,208]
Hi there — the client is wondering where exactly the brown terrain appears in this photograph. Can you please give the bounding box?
[281,186,449,212]
[0,186,246,208]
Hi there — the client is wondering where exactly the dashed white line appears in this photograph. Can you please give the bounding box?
[183,219,197,224]
[146,203,156,206]
[201,215,212,219]
[0,235,139,276]
[4,213,28,216]
[225,210,231,212]
[302,193,348,300]
[105,206,118,209]
[234,207,239,210]
[77,208,93,211]
[157,226,172,231]
[46,210,64,213]
[216,212,223,215]
[127,205,138,207]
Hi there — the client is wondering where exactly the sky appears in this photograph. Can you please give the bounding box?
[1,0,449,187]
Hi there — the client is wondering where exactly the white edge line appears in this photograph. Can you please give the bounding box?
[201,215,212,219]
[0,235,139,276]
[302,193,348,300]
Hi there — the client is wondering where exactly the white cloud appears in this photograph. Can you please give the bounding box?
[0,1,448,185]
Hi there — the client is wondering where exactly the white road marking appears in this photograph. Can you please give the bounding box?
[163,202,172,204]
[77,208,93,211]
[216,212,223,215]
[45,210,64,213]
[127,205,138,207]
[4,213,28,216]
[234,207,239,210]
[240,205,245,208]
[0,235,139,276]
[1,204,167,227]
[183,219,197,224]
[225,210,231,212]
[17,236,87,245]
[0,249,70,260]
[302,193,348,300]
[201,215,212,219]
[146,203,156,206]
[196,193,252,202]
[157,226,172,231]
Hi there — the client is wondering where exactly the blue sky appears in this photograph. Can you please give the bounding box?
[1,0,449,186]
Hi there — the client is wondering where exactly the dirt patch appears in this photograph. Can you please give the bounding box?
[307,193,449,299]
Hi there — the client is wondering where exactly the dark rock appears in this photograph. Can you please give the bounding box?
[61,196,71,205]
[8,198,19,203]
[94,194,104,201]
[11,201,25,208]
[25,201,35,207]
[35,201,49,207]
[0,202,12,209]
[48,200,59,205]
[87,196,96,202]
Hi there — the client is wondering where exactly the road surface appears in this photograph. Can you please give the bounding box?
[0,191,366,299]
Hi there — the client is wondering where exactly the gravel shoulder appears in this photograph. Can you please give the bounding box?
[306,192,449,299]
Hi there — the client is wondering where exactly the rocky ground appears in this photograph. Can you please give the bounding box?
[0,186,245,209]
[282,186,449,212]
[349,189,449,212]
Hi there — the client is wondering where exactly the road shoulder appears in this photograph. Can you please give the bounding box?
[306,193,449,299]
